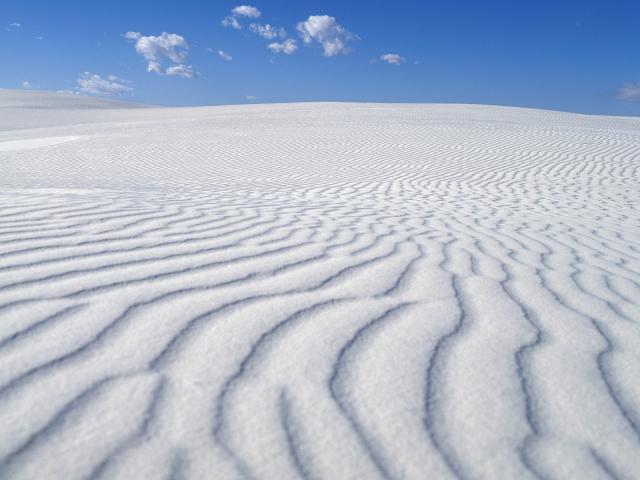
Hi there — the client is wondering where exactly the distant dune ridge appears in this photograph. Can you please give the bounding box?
[0,88,148,109]
[0,89,639,479]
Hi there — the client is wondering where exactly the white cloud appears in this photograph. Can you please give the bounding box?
[218,50,233,61]
[222,5,261,29]
[9,22,21,28]
[164,64,195,79]
[76,72,133,96]
[249,23,286,39]
[21,81,31,89]
[125,31,188,63]
[268,39,298,55]
[296,15,356,57]
[617,82,640,101]
[246,95,257,100]
[124,31,193,78]
[380,53,405,65]
[146,61,162,74]
[232,5,261,18]
[222,16,242,29]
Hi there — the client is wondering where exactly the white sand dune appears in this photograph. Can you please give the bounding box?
[0,89,639,479]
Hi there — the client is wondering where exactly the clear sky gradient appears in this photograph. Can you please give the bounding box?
[2,0,640,115]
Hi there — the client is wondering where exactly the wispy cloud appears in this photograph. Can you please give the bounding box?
[21,80,31,89]
[163,64,195,79]
[616,82,640,101]
[76,72,133,96]
[380,53,405,65]
[124,31,194,78]
[222,5,261,30]
[222,16,242,30]
[296,15,356,57]
[218,50,233,61]
[249,23,286,40]
[268,39,298,55]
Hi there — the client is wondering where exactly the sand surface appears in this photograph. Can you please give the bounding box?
[0,89,639,479]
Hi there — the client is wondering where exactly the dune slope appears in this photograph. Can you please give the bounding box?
[0,91,639,479]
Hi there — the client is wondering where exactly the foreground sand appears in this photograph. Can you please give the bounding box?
[0,89,639,479]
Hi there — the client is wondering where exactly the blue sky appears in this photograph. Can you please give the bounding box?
[2,0,640,115]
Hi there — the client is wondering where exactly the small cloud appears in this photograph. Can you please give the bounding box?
[21,81,31,89]
[125,31,187,63]
[222,5,261,30]
[146,61,162,74]
[267,39,298,55]
[246,95,257,100]
[76,72,133,96]
[232,5,261,18]
[218,50,233,61]
[222,16,242,29]
[164,64,195,79]
[249,23,286,39]
[36,35,44,40]
[380,53,405,65]
[296,15,356,57]
[617,82,640,102]
[124,31,193,78]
